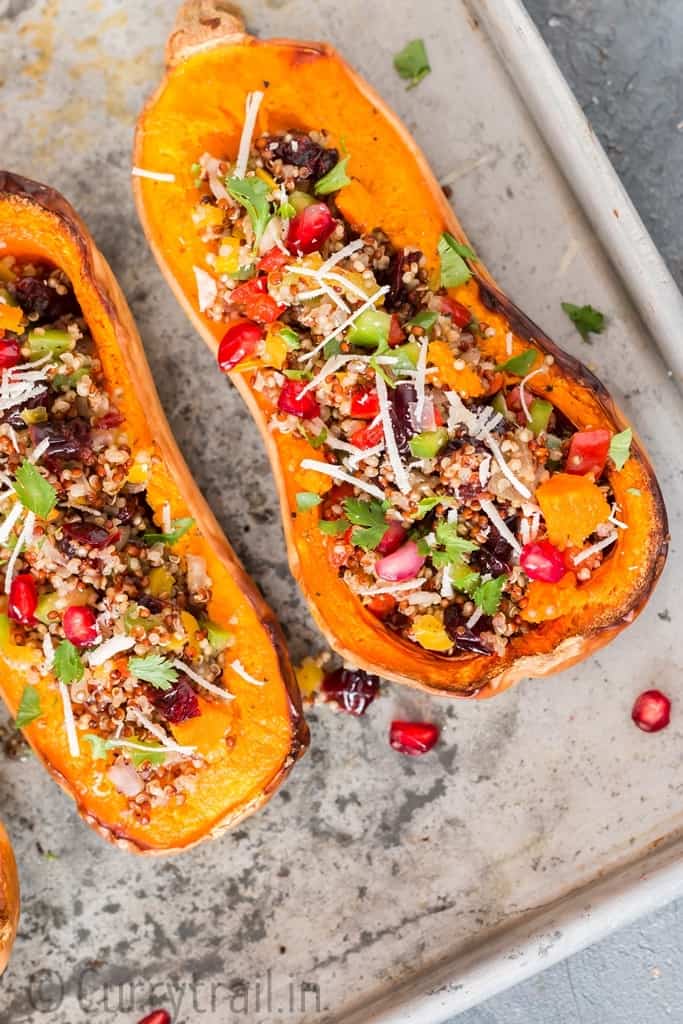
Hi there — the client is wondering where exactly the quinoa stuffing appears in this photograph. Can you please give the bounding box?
[0,258,241,822]
[188,91,632,661]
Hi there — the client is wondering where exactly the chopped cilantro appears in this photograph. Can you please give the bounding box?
[283,369,313,381]
[304,426,328,450]
[496,349,538,376]
[407,311,439,333]
[561,302,606,343]
[277,198,296,219]
[318,518,349,536]
[128,654,178,691]
[438,232,474,288]
[228,265,257,281]
[296,492,322,512]
[393,39,431,89]
[16,684,42,728]
[314,156,351,196]
[278,326,301,350]
[84,733,166,767]
[430,520,479,569]
[343,498,390,550]
[473,574,507,615]
[609,427,632,471]
[226,176,271,247]
[13,459,56,519]
[54,640,84,685]
[143,517,194,546]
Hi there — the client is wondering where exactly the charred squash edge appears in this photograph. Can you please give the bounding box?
[0,171,308,852]
[133,1,668,700]
[0,819,18,975]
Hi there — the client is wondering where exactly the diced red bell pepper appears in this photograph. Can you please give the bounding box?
[277,379,320,419]
[437,295,472,328]
[257,247,290,272]
[350,387,380,420]
[566,429,611,477]
[217,320,264,372]
[366,593,397,619]
[350,422,384,449]
[388,314,405,347]
[230,276,285,324]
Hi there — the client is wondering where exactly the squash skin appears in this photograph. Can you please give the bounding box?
[134,2,668,699]
[0,172,308,852]
[0,820,19,976]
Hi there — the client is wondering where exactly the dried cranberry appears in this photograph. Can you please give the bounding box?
[390,720,440,756]
[137,1012,171,1024]
[13,274,78,322]
[443,606,493,655]
[0,338,21,369]
[321,667,379,716]
[96,410,124,429]
[473,521,514,577]
[137,594,163,615]
[8,574,38,625]
[632,690,671,733]
[287,203,336,256]
[277,380,320,419]
[388,382,417,456]
[30,418,90,459]
[264,133,338,180]
[63,605,98,647]
[154,675,200,724]
[62,521,114,549]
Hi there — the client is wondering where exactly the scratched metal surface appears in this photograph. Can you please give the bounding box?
[0,2,681,1023]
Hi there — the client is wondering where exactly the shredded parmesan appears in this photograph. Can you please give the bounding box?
[319,239,365,274]
[505,331,513,355]
[299,354,356,398]
[6,426,19,453]
[230,658,266,687]
[299,459,385,500]
[479,498,522,555]
[42,631,55,670]
[347,442,385,470]
[173,660,236,700]
[161,502,172,535]
[131,167,175,183]
[111,738,195,757]
[88,634,136,667]
[519,367,546,423]
[466,607,484,629]
[193,266,218,312]
[356,578,426,597]
[0,502,23,546]
[413,337,429,424]
[29,437,51,464]
[572,532,618,565]
[299,287,390,363]
[234,91,265,179]
[479,455,492,488]
[4,511,35,593]
[375,372,411,494]
[608,504,628,530]
[483,434,532,500]
[441,563,454,599]
[128,707,181,750]
[59,681,80,758]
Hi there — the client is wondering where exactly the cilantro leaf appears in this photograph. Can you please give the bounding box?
[84,733,167,767]
[283,369,313,381]
[393,38,431,89]
[343,498,391,551]
[438,232,474,288]
[473,575,507,615]
[304,426,328,449]
[54,640,84,685]
[561,302,606,343]
[318,518,349,536]
[407,311,439,332]
[13,459,56,519]
[430,520,479,568]
[277,198,296,219]
[496,349,538,376]
[609,427,632,471]
[453,568,482,598]
[128,654,178,691]
[143,517,195,546]
[16,684,42,728]
[226,176,271,247]
[278,326,301,350]
[84,733,109,761]
[296,492,322,512]
[314,156,351,196]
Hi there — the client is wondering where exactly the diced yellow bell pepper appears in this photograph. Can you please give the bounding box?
[409,613,453,652]
[255,168,277,190]
[214,236,242,275]
[194,203,225,229]
[295,656,324,698]
[0,303,24,334]
[149,566,174,598]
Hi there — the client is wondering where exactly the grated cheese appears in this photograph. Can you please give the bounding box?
[4,511,35,593]
[479,455,492,488]
[193,266,218,312]
[299,459,385,500]
[161,502,172,535]
[42,631,55,670]
[128,706,182,750]
[173,659,236,700]
[572,532,618,565]
[413,337,429,424]
[88,634,136,667]
[356,578,426,597]
[347,441,385,470]
[505,331,513,355]
[59,681,80,758]
[29,437,51,464]
[466,607,484,629]
[483,434,532,500]
[375,372,411,494]
[230,658,266,687]
[319,238,365,275]
[299,354,356,398]
[299,286,389,363]
[479,498,522,555]
[110,738,195,757]
[519,367,546,423]
[441,563,454,599]
[234,91,265,180]
[0,502,23,546]
[131,167,176,183]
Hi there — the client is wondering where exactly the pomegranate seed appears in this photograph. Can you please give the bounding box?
[217,320,264,372]
[321,667,379,716]
[137,1012,171,1024]
[0,337,22,369]
[520,540,566,583]
[277,380,320,419]
[63,605,98,646]
[287,203,336,255]
[376,520,406,556]
[632,690,671,733]
[8,574,38,624]
[437,295,472,328]
[389,720,440,756]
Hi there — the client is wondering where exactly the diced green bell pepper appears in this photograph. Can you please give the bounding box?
[289,190,316,213]
[28,328,73,359]
[409,427,449,459]
[528,398,553,436]
[204,619,235,653]
[347,309,391,349]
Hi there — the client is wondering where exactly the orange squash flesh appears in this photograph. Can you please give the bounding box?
[134,2,668,699]
[0,820,19,975]
[0,172,308,852]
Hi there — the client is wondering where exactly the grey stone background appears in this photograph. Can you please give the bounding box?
[456,2,683,1022]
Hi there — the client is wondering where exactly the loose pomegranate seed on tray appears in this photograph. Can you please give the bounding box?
[389,720,440,756]
[136,1011,171,1024]
[631,690,671,733]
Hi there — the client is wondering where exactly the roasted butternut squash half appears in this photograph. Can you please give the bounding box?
[134,2,668,698]
[0,172,307,852]
[0,819,18,975]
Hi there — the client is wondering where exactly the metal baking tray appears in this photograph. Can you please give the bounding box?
[1,0,681,1021]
